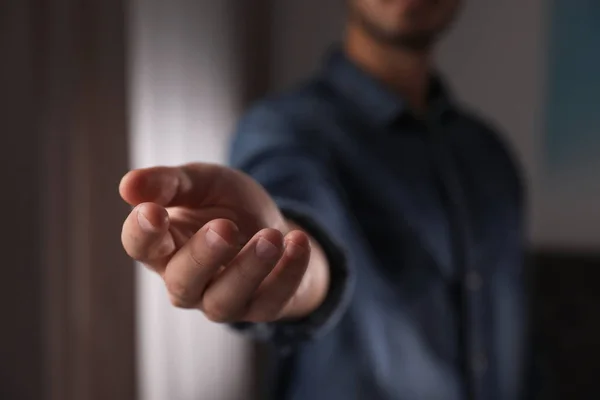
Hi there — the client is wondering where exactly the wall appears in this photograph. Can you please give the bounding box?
[438,0,600,251]
[269,0,344,91]
[2,1,135,399]
[1,1,43,398]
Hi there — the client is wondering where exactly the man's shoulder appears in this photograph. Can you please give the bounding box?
[230,78,334,163]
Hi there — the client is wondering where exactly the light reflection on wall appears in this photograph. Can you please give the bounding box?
[128,1,252,399]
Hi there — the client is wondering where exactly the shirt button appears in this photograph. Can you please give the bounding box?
[472,353,488,376]
[466,271,483,291]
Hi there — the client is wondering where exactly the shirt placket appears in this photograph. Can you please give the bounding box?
[426,118,495,400]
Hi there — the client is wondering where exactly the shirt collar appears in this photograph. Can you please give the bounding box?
[321,46,455,126]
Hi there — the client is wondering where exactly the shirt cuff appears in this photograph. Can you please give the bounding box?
[229,198,352,354]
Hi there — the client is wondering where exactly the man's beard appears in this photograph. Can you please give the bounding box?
[357,15,440,52]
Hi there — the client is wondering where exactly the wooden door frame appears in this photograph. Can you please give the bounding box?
[35,0,136,399]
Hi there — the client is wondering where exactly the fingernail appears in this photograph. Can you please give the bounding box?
[137,209,157,232]
[285,241,306,259]
[206,229,230,250]
[255,238,279,260]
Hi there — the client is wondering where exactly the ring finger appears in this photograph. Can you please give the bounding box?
[201,228,284,322]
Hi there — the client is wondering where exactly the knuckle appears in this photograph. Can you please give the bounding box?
[169,295,192,309]
[123,244,140,260]
[125,247,149,263]
[122,236,144,260]
[246,307,279,323]
[230,258,274,283]
[165,280,195,308]
[122,232,150,261]
[154,239,174,259]
[230,262,255,282]
[202,297,234,323]
[246,297,285,322]
[187,245,208,271]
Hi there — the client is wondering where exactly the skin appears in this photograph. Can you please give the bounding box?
[120,0,461,323]
[120,165,329,322]
[346,0,461,113]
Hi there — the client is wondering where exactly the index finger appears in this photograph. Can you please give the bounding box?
[119,163,222,207]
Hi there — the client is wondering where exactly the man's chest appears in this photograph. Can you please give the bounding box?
[329,120,522,279]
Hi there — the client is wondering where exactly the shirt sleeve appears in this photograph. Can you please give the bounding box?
[226,102,354,354]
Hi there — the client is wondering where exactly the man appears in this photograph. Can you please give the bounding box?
[120,0,537,399]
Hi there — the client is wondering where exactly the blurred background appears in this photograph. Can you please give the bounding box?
[2,0,599,399]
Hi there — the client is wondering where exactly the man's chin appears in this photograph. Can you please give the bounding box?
[373,28,439,52]
[354,13,441,52]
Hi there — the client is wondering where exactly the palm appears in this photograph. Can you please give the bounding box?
[120,163,320,323]
[148,165,285,249]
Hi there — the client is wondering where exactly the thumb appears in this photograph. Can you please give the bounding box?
[119,163,222,207]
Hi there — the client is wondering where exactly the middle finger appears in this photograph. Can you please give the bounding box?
[164,218,240,308]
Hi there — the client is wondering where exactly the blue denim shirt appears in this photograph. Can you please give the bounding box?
[229,49,531,400]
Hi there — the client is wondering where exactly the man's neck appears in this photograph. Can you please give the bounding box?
[344,26,432,116]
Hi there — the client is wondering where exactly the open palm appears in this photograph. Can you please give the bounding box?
[120,163,317,322]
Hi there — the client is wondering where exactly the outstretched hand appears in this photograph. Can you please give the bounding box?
[119,163,328,323]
